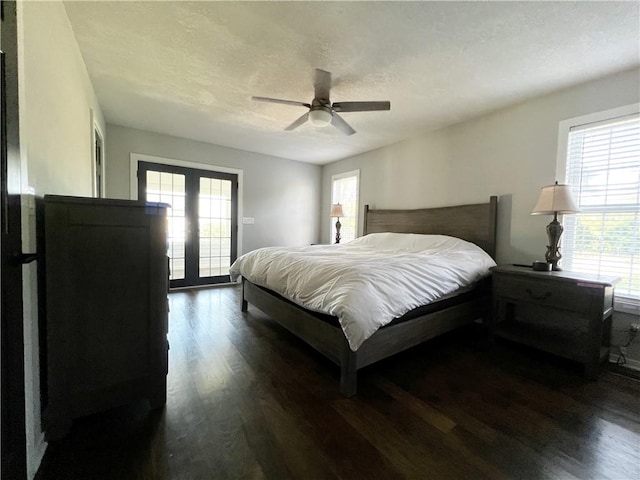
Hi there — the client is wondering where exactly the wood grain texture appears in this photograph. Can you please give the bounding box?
[35,286,640,480]
[364,196,498,258]
[490,266,617,380]
[39,196,169,440]
[242,280,488,396]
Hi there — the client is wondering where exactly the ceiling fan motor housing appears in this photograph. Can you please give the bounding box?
[309,102,333,127]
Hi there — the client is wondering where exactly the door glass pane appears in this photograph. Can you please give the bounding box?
[199,177,232,278]
[146,171,186,280]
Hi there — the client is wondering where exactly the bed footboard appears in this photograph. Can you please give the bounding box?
[243,279,346,350]
[241,278,489,397]
[242,279,359,396]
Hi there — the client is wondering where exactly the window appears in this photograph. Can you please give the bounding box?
[331,170,359,243]
[559,106,639,302]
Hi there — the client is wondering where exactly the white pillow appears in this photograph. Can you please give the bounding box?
[346,232,476,253]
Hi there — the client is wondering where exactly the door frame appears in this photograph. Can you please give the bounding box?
[1,1,28,478]
[90,109,105,198]
[130,153,244,275]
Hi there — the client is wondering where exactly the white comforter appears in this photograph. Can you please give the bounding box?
[229,233,496,351]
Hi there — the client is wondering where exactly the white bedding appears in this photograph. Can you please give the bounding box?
[229,233,496,351]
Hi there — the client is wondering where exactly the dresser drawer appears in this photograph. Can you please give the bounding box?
[493,275,595,314]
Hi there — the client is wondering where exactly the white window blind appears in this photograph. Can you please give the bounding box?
[331,171,359,243]
[563,113,640,301]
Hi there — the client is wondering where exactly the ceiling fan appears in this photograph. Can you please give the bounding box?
[252,68,390,136]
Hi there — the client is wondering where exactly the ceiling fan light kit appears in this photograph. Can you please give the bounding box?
[252,68,390,135]
[308,108,332,127]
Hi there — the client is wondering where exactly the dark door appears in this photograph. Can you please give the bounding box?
[1,1,27,478]
[94,127,103,197]
[137,161,238,288]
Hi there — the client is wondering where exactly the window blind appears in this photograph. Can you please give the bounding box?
[562,114,640,301]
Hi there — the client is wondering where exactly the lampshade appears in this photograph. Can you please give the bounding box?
[531,182,580,215]
[330,203,344,218]
[309,108,332,127]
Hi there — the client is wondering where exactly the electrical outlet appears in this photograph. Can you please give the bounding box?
[630,323,640,333]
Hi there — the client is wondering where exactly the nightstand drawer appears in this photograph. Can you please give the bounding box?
[493,275,591,314]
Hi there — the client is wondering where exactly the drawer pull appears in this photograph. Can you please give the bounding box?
[525,288,551,301]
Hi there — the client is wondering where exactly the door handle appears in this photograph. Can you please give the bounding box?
[525,288,551,301]
[13,252,37,264]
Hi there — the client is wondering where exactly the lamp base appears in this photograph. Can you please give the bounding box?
[335,218,341,244]
[545,214,563,271]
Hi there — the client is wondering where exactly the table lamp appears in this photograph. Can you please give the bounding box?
[330,203,345,244]
[531,181,580,271]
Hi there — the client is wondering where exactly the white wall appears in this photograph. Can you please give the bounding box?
[105,125,322,253]
[19,2,104,197]
[17,1,106,477]
[322,67,640,364]
[322,68,640,263]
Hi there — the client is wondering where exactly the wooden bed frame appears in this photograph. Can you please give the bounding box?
[241,196,498,396]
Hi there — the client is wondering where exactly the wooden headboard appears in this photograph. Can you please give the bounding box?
[363,196,498,258]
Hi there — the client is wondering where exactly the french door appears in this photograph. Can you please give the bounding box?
[137,161,238,288]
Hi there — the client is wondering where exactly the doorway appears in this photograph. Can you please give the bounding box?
[137,161,238,288]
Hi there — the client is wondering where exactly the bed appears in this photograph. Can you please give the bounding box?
[235,197,497,396]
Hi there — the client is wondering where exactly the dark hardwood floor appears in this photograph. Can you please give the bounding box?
[36,285,640,480]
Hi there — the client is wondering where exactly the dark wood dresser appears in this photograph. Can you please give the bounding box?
[38,195,169,440]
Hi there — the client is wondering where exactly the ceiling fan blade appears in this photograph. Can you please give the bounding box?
[313,69,332,101]
[331,113,356,136]
[332,101,391,112]
[252,96,310,108]
[284,112,309,131]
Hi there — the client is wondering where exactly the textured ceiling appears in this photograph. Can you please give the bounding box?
[63,1,640,164]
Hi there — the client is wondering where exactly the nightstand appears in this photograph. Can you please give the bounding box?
[488,265,619,379]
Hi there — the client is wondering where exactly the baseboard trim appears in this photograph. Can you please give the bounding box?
[609,354,640,371]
